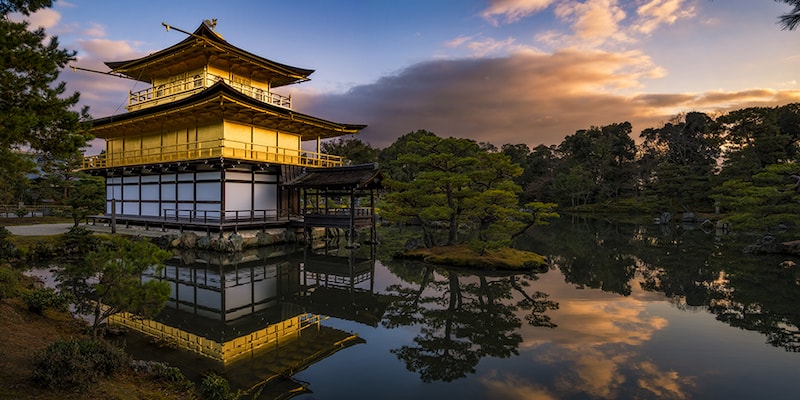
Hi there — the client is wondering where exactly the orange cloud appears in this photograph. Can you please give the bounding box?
[296,49,799,149]
[481,0,556,25]
[634,0,695,34]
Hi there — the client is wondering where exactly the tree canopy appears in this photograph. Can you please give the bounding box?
[381,131,525,247]
[0,0,91,204]
[56,235,172,337]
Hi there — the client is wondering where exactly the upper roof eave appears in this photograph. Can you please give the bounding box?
[104,22,314,85]
[88,81,366,140]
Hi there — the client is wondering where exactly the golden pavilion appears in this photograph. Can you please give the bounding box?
[81,20,379,236]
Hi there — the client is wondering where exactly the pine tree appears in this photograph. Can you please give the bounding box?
[0,0,91,203]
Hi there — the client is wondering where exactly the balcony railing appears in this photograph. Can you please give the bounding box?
[127,72,291,111]
[81,138,343,170]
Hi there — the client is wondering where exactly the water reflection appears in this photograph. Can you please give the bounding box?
[379,260,559,383]
[516,216,800,353]
[113,243,380,397]
[105,217,800,399]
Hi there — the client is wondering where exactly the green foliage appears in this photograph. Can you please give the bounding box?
[321,137,379,165]
[523,202,560,225]
[56,236,172,336]
[22,287,70,314]
[0,0,92,209]
[712,163,800,234]
[131,360,195,393]
[66,174,105,226]
[556,122,637,203]
[199,371,235,400]
[0,226,17,262]
[32,338,129,389]
[62,224,100,252]
[382,132,524,247]
[0,264,20,299]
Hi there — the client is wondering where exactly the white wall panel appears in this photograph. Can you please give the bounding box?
[161,183,176,201]
[122,201,139,215]
[141,202,159,216]
[254,173,278,183]
[225,182,251,211]
[122,185,139,200]
[196,171,220,180]
[177,173,194,182]
[141,185,159,201]
[177,183,194,201]
[253,183,277,213]
[196,182,221,201]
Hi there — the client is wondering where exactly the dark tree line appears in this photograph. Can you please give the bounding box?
[326,103,800,236]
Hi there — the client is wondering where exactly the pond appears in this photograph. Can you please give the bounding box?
[115,217,800,399]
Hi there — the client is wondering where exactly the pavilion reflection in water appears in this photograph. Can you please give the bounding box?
[108,243,385,395]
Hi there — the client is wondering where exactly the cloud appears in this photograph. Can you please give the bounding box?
[480,372,558,399]
[445,35,528,57]
[295,48,800,150]
[553,0,629,46]
[25,8,61,29]
[481,0,556,25]
[484,0,694,50]
[80,22,106,38]
[633,0,696,34]
[295,50,667,148]
[8,7,61,29]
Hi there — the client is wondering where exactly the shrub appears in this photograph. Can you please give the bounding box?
[0,226,17,261]
[130,360,195,393]
[22,287,71,314]
[32,338,129,389]
[62,225,99,253]
[0,264,20,299]
[199,371,234,400]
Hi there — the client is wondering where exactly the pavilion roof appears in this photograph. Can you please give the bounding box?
[104,21,314,87]
[284,163,384,190]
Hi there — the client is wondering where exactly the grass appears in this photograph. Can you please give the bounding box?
[404,245,547,271]
[7,234,64,250]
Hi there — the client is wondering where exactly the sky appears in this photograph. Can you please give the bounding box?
[15,0,800,151]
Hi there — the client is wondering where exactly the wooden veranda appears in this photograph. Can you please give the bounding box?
[284,163,383,247]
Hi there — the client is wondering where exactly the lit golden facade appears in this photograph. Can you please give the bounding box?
[82,21,365,227]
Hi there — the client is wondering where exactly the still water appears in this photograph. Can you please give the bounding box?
[121,217,800,399]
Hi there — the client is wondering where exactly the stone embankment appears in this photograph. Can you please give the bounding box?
[161,229,298,252]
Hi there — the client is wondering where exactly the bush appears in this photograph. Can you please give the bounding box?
[32,338,130,389]
[199,371,234,400]
[130,360,195,393]
[22,287,71,314]
[0,226,17,261]
[0,264,20,299]
[62,225,99,254]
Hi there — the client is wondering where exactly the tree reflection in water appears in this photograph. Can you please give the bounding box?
[381,260,558,382]
[516,215,800,353]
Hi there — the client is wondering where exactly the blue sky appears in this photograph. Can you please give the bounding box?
[17,0,800,149]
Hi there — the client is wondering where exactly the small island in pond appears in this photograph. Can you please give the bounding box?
[401,245,547,271]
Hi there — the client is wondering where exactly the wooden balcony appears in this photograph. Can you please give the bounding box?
[81,138,343,170]
[127,72,291,111]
